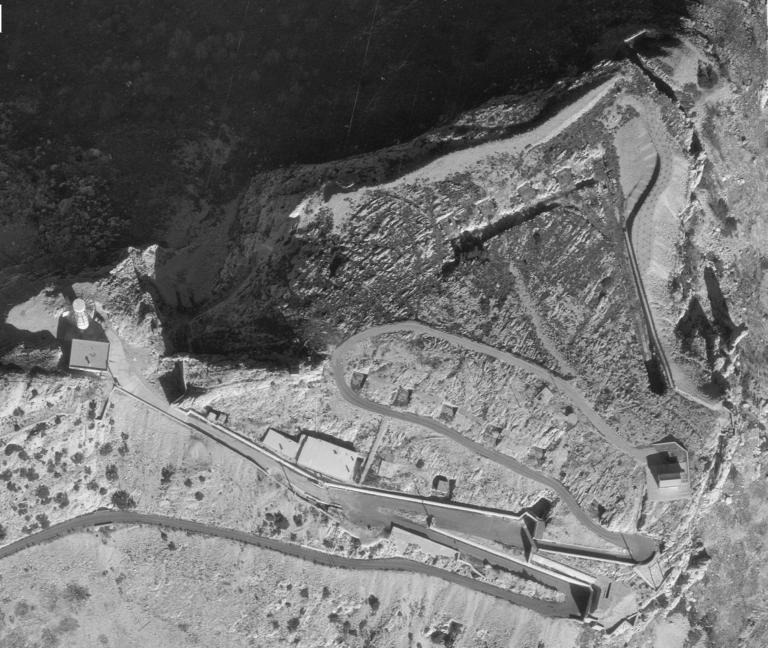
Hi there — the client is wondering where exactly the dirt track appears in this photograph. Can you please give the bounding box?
[0,509,579,619]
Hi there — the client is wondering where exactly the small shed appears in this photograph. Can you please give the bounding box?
[438,403,457,422]
[432,475,455,499]
[484,424,503,446]
[350,371,368,391]
[69,339,110,373]
[393,386,412,407]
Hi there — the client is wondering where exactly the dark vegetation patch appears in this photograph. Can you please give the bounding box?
[110,490,136,509]
[35,484,51,502]
[63,583,91,604]
[160,465,175,485]
[0,0,686,274]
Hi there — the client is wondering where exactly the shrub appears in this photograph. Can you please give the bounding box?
[63,583,90,603]
[111,490,136,509]
[105,464,118,482]
[58,616,79,633]
[160,466,174,485]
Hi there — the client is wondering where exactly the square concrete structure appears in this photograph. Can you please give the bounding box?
[438,403,457,422]
[644,439,691,502]
[296,436,363,482]
[262,428,302,460]
[350,371,367,391]
[393,386,412,407]
[69,339,110,373]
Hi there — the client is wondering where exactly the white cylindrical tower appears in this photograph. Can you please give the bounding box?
[72,298,90,330]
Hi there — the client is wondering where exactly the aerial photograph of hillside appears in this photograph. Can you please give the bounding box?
[1,1,767,646]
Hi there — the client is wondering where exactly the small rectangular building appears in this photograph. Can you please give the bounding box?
[69,339,110,373]
[644,439,691,502]
[296,436,362,482]
[261,428,302,460]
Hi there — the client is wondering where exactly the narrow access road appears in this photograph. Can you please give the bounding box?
[331,322,658,563]
[507,260,577,378]
[114,387,537,552]
[620,133,676,392]
[0,510,578,619]
[392,517,595,618]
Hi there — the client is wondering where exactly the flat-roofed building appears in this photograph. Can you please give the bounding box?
[69,339,110,373]
[261,428,302,460]
[644,438,691,501]
[296,436,362,482]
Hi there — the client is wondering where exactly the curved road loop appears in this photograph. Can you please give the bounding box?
[0,510,578,619]
[331,321,657,563]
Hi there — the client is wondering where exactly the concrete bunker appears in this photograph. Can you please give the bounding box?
[644,437,691,502]
[393,386,413,407]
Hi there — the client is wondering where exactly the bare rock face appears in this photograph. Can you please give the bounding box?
[97,246,166,355]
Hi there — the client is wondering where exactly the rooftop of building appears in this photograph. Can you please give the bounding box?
[644,436,691,501]
[296,435,362,482]
[69,338,110,373]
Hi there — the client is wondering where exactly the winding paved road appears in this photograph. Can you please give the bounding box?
[331,321,658,563]
[0,510,580,619]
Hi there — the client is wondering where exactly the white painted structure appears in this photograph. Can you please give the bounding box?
[296,436,362,482]
[72,298,90,330]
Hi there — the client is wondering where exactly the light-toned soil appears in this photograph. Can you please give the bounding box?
[0,525,581,648]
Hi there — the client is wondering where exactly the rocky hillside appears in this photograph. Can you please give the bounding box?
[2,1,768,647]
